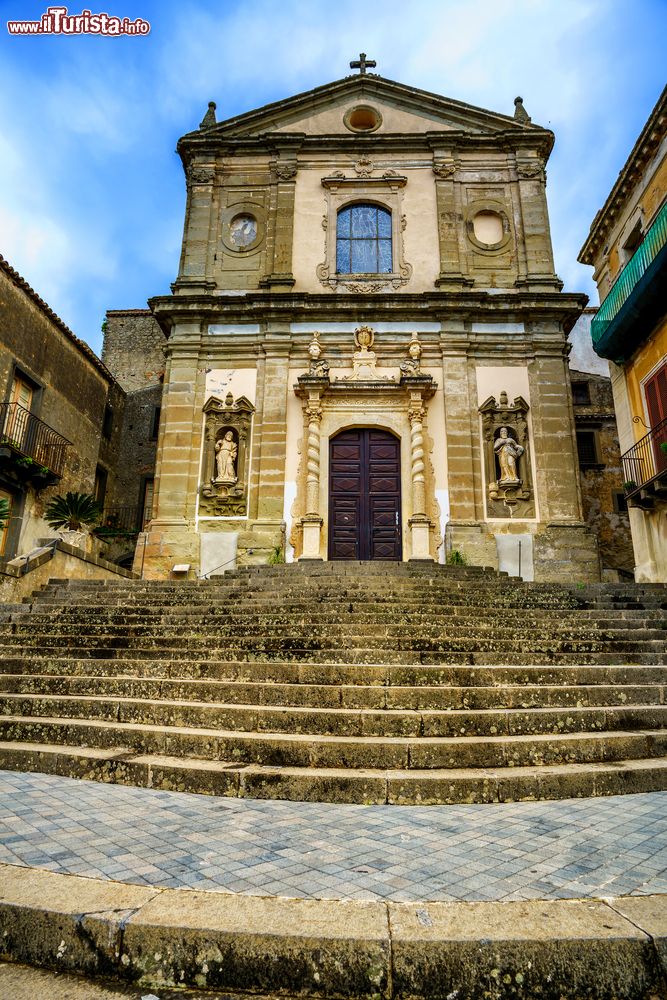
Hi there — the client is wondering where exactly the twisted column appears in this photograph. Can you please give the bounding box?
[305,400,322,516]
[409,402,426,517]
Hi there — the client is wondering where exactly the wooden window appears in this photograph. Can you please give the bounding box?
[576,431,600,466]
[4,372,35,448]
[102,403,114,439]
[612,490,628,514]
[571,381,591,405]
[9,374,33,411]
[141,478,154,528]
[336,204,392,274]
[0,489,12,557]
[644,362,667,428]
[94,465,108,508]
[150,405,161,441]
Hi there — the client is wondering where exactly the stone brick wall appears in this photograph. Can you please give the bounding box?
[101,310,166,535]
[0,258,125,558]
[569,368,634,578]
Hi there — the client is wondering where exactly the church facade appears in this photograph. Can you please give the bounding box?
[141,63,599,581]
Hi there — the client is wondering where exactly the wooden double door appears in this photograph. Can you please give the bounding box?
[328,429,402,561]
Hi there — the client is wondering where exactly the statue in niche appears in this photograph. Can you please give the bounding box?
[479,391,534,518]
[214,431,238,484]
[494,426,524,484]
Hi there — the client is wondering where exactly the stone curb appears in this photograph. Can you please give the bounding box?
[0,864,665,998]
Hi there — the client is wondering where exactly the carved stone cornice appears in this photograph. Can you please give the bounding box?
[321,174,407,189]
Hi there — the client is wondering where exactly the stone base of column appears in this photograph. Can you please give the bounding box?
[435,272,474,289]
[135,518,198,580]
[533,522,601,583]
[409,516,433,561]
[300,516,323,561]
[445,521,498,570]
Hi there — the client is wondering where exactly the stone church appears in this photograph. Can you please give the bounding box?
[140,59,599,581]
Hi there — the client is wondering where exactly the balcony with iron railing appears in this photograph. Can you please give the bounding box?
[96,504,153,535]
[0,401,70,485]
[621,416,667,506]
[592,200,667,362]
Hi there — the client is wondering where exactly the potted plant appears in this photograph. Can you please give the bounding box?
[44,492,102,550]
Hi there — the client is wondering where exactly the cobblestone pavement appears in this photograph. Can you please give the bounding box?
[0,771,665,903]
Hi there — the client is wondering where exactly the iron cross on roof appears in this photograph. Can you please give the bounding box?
[350,52,376,75]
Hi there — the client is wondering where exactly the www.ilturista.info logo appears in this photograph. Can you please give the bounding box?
[7,6,150,35]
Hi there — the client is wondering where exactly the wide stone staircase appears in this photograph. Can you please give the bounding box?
[0,561,665,805]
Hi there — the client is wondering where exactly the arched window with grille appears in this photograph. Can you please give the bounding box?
[336,204,392,274]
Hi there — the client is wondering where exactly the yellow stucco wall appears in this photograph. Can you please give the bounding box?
[626,317,667,440]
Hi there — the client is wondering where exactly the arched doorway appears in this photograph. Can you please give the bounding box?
[328,428,402,560]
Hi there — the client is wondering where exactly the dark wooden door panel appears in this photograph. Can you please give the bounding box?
[328,429,401,561]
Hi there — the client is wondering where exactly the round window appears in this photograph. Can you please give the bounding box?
[344,105,382,133]
[472,211,504,246]
[229,214,257,248]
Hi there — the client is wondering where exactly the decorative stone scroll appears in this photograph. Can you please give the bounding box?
[199,393,254,517]
[334,326,394,384]
[479,391,535,518]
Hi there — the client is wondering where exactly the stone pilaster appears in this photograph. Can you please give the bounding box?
[138,323,204,577]
[441,338,477,522]
[260,149,299,290]
[513,159,562,291]
[528,352,583,522]
[255,336,291,522]
[431,153,473,290]
[173,164,217,293]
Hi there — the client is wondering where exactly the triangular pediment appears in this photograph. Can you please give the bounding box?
[187,75,543,141]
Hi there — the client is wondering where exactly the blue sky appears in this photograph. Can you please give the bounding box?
[1,0,666,355]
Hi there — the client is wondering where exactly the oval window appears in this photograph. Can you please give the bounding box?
[472,211,504,246]
[344,105,382,133]
[229,214,257,248]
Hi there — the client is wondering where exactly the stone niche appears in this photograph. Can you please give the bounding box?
[479,391,535,518]
[199,393,254,516]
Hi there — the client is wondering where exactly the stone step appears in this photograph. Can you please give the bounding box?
[0,715,664,770]
[1,642,662,665]
[29,594,589,612]
[7,634,665,662]
[2,674,663,710]
[19,602,667,627]
[12,605,667,626]
[3,657,663,686]
[0,614,667,648]
[1,691,665,738]
[0,740,665,805]
[3,565,665,807]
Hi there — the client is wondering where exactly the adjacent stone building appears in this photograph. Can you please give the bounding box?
[0,255,124,561]
[567,310,634,579]
[578,85,667,581]
[140,64,598,581]
[100,309,166,563]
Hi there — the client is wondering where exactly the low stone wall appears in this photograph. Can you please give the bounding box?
[0,540,137,603]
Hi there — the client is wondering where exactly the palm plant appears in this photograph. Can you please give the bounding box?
[44,492,102,531]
